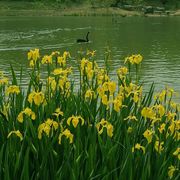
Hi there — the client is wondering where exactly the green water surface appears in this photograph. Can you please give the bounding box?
[0,16,180,100]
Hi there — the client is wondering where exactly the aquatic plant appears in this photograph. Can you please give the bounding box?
[0,49,179,179]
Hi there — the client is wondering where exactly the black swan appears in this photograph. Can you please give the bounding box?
[77,32,90,43]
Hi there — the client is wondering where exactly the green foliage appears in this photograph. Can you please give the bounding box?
[0,49,179,179]
[0,0,179,9]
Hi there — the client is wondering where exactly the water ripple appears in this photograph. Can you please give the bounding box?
[0,17,180,102]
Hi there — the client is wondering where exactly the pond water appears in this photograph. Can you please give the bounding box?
[0,16,180,101]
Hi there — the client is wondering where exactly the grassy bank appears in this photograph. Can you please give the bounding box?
[0,1,140,16]
[0,1,179,16]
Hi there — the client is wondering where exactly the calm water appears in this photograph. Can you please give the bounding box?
[0,16,180,101]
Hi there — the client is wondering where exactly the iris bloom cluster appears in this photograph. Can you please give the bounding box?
[1,48,179,179]
[124,54,143,65]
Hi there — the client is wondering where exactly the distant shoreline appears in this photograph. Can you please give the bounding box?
[0,1,180,17]
[1,8,180,17]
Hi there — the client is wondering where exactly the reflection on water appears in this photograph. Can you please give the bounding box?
[0,16,180,101]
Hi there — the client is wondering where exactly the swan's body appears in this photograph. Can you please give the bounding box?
[77,32,90,43]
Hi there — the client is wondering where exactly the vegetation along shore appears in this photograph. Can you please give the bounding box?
[0,0,180,16]
[0,48,179,179]
[0,1,180,179]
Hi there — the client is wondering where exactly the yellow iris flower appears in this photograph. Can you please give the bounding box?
[96,118,114,138]
[58,129,73,144]
[57,56,66,67]
[117,66,128,79]
[154,140,164,154]
[7,130,23,141]
[42,55,52,64]
[67,115,84,128]
[17,107,36,123]
[28,48,40,62]
[168,165,178,179]
[141,107,156,120]
[52,108,64,117]
[124,54,143,65]
[158,123,166,134]
[143,129,153,144]
[28,91,45,106]
[113,97,123,112]
[38,118,58,139]
[85,89,95,101]
[173,148,180,160]
[0,77,9,85]
[6,85,20,95]
[86,50,96,57]
[132,143,145,154]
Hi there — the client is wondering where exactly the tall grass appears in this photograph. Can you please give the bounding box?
[0,49,179,179]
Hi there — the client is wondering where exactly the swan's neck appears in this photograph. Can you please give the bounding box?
[86,33,89,42]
